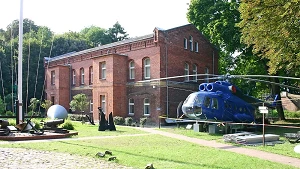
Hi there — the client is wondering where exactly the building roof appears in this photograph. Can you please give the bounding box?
[48,33,154,62]
[47,24,196,62]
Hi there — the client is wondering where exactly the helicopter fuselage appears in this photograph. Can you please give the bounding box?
[182,81,256,123]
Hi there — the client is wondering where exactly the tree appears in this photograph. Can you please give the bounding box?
[238,0,300,75]
[28,98,40,114]
[41,99,52,112]
[81,26,109,47]
[107,21,128,42]
[69,93,89,113]
[187,0,287,120]
[237,0,300,120]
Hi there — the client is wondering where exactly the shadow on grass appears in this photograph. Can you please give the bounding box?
[58,140,232,169]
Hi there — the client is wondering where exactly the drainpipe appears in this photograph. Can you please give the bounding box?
[164,32,169,117]
[68,64,72,107]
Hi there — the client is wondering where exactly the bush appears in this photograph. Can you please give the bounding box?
[5,111,14,116]
[125,117,133,126]
[8,119,16,126]
[140,117,147,127]
[68,114,83,121]
[31,119,42,130]
[113,116,125,125]
[62,120,75,130]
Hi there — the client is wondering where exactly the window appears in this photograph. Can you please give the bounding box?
[101,95,106,114]
[204,97,211,108]
[184,38,187,49]
[90,100,93,113]
[89,66,93,84]
[195,42,199,52]
[129,61,135,79]
[205,67,209,83]
[100,62,106,79]
[80,68,84,85]
[144,98,150,115]
[72,69,76,85]
[192,64,197,82]
[189,36,193,51]
[51,96,55,105]
[129,98,134,115]
[144,58,150,79]
[184,62,189,81]
[212,98,218,109]
[51,71,55,85]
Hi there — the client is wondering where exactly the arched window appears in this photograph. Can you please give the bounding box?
[184,38,187,49]
[184,62,189,81]
[192,64,197,82]
[144,98,150,115]
[89,66,93,85]
[80,68,84,85]
[195,41,199,52]
[51,71,55,85]
[189,36,193,51]
[129,61,135,79]
[72,69,76,85]
[129,98,134,115]
[144,58,150,79]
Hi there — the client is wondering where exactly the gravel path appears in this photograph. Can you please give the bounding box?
[0,148,134,169]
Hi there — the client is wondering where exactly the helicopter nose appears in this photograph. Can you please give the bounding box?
[182,104,202,118]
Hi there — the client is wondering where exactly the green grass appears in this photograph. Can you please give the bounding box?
[70,121,147,137]
[1,121,300,168]
[159,126,300,159]
[0,134,297,169]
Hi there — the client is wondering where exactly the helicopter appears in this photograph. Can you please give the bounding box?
[180,75,283,123]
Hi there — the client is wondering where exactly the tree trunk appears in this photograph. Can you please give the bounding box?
[271,77,285,120]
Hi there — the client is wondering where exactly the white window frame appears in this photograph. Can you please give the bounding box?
[144,98,150,115]
[192,64,197,82]
[80,68,84,85]
[90,100,93,113]
[72,69,76,85]
[101,62,106,79]
[184,38,187,49]
[89,66,93,84]
[101,95,106,114]
[129,61,135,79]
[128,98,134,115]
[184,63,189,81]
[195,41,199,52]
[189,36,193,51]
[144,58,150,79]
[51,71,55,85]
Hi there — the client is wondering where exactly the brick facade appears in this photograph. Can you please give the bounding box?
[44,24,219,124]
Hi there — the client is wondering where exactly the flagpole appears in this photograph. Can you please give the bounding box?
[18,0,23,124]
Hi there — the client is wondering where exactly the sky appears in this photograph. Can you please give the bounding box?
[0,0,191,37]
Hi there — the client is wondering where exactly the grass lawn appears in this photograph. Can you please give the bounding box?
[159,125,300,159]
[0,121,299,169]
[70,121,147,137]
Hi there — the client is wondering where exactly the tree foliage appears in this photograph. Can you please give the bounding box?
[69,93,89,113]
[187,0,288,120]
[238,0,300,75]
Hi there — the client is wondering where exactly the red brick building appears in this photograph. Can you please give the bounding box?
[44,24,218,124]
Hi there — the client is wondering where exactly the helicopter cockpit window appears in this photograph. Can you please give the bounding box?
[212,98,218,109]
[204,97,211,108]
[196,94,204,104]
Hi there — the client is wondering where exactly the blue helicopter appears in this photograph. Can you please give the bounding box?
[181,80,272,123]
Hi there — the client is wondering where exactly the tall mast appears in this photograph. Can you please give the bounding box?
[18,0,23,123]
